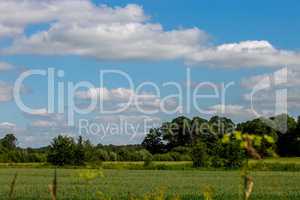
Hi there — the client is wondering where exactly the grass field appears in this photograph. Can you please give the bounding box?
[0,168,300,200]
[1,157,300,171]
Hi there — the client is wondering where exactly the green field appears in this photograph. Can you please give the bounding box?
[1,168,300,200]
[2,157,300,171]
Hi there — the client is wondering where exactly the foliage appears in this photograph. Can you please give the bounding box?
[0,134,17,150]
[1,114,300,165]
[191,142,210,167]
[73,136,85,166]
[0,134,46,163]
[47,135,76,166]
[142,128,165,154]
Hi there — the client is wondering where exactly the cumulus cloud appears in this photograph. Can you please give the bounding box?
[0,62,14,71]
[5,22,204,60]
[95,114,161,124]
[0,0,147,37]
[24,110,68,127]
[76,87,158,102]
[2,1,205,60]
[241,67,300,113]
[0,122,17,138]
[241,68,300,89]
[186,41,300,67]
[244,87,300,110]
[75,87,179,114]
[207,104,259,121]
[3,1,299,67]
[0,122,16,130]
[0,80,31,102]
[30,120,58,128]
[0,81,13,101]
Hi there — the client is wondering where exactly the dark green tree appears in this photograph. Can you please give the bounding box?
[73,136,86,166]
[142,128,165,154]
[277,115,300,156]
[0,134,17,150]
[47,135,75,166]
[209,116,235,136]
[162,116,193,148]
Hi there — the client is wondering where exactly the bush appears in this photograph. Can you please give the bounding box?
[191,142,210,167]
[108,151,117,161]
[178,154,192,161]
[143,156,153,167]
[95,149,110,161]
[221,140,246,168]
[153,153,174,161]
[171,146,191,154]
[137,149,153,161]
[169,152,182,161]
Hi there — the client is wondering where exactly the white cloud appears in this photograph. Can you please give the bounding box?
[0,24,23,38]
[30,120,57,128]
[1,1,205,60]
[208,104,258,121]
[241,73,271,89]
[0,62,13,71]
[0,122,16,129]
[76,87,157,101]
[241,68,300,110]
[0,81,13,101]
[0,122,17,137]
[187,41,300,68]
[95,114,161,124]
[76,87,110,100]
[76,87,179,114]
[5,22,204,60]
[1,1,300,68]
[241,68,300,89]
[0,1,147,38]
[24,109,50,117]
[243,88,300,110]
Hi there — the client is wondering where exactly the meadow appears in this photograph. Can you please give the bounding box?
[1,159,300,200]
[2,158,300,171]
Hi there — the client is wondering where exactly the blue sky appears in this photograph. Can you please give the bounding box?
[0,0,299,147]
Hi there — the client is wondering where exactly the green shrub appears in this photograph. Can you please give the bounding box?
[191,142,210,167]
[137,149,153,161]
[153,153,174,161]
[108,151,117,161]
[143,156,153,168]
[221,140,246,168]
[95,149,110,161]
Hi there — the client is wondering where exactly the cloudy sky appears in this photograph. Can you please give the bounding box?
[0,0,299,147]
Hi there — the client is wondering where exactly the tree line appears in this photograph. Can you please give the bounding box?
[0,114,300,167]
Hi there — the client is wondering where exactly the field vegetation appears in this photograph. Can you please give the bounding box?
[1,168,300,200]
